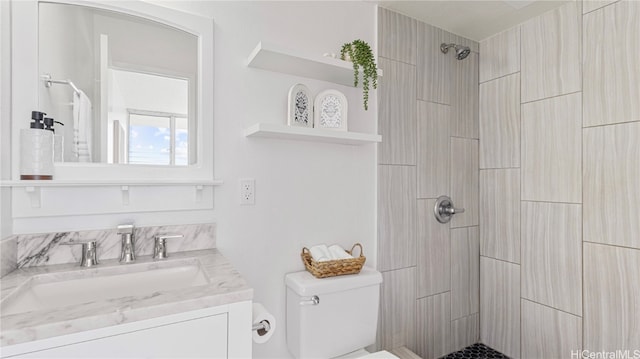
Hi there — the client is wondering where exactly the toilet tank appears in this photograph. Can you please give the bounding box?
[285,267,383,359]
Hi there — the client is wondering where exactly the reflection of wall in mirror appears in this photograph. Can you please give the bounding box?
[111,120,125,164]
[38,3,197,164]
[94,12,197,165]
[39,4,94,163]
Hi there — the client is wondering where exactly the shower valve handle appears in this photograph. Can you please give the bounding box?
[434,196,465,224]
[444,206,465,215]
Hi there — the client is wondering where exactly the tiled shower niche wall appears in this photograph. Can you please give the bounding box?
[376,8,480,358]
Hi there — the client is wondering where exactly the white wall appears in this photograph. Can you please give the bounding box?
[6,1,378,357]
[1,0,13,239]
[156,2,378,357]
[154,1,378,357]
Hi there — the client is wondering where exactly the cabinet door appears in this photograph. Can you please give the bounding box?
[16,313,228,358]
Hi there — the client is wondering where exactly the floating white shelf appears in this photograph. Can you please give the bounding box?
[244,123,381,146]
[246,42,382,87]
[0,179,223,208]
[0,179,223,187]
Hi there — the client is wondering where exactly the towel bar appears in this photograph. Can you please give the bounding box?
[41,73,80,95]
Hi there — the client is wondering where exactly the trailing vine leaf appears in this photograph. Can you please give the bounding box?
[340,39,377,110]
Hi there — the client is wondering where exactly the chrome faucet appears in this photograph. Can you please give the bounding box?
[117,224,136,263]
[153,234,183,260]
[62,240,99,267]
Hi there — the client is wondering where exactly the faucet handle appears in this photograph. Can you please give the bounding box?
[153,234,183,260]
[61,240,99,267]
[62,239,97,245]
[117,224,134,235]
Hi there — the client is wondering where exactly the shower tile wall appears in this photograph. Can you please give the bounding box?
[521,93,582,203]
[520,2,581,103]
[479,74,520,169]
[479,169,520,263]
[584,243,640,352]
[480,257,520,357]
[378,165,417,271]
[377,8,479,359]
[450,138,479,228]
[520,300,582,359]
[480,0,640,357]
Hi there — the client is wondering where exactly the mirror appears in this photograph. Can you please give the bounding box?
[11,0,213,181]
[38,2,197,166]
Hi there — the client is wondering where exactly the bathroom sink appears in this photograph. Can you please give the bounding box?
[1,259,209,316]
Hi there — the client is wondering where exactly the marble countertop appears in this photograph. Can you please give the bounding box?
[0,249,253,347]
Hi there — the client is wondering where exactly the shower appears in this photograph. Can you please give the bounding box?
[440,43,471,60]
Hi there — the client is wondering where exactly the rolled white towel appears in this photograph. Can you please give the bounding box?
[309,244,331,262]
[328,244,353,260]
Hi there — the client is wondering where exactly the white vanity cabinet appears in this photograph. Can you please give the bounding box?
[1,301,252,358]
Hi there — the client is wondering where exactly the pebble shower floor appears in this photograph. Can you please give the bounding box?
[441,343,509,359]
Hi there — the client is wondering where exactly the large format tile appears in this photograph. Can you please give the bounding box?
[583,1,640,126]
[479,74,520,169]
[521,299,582,359]
[417,199,450,298]
[378,58,417,165]
[452,52,479,139]
[521,93,582,203]
[417,22,452,104]
[521,1,581,102]
[451,227,479,320]
[480,257,520,359]
[480,169,520,263]
[451,313,479,352]
[416,292,452,359]
[378,165,417,271]
[583,0,620,14]
[583,122,640,249]
[378,268,417,351]
[584,243,640,352]
[479,27,520,83]
[417,101,450,198]
[378,8,416,65]
[521,202,582,315]
[450,138,479,228]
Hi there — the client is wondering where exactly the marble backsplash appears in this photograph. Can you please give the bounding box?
[1,237,17,277]
[13,223,216,269]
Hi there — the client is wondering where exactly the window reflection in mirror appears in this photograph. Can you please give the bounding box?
[125,112,188,166]
[108,69,189,165]
[38,2,198,166]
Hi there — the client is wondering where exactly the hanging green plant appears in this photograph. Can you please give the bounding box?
[340,39,378,111]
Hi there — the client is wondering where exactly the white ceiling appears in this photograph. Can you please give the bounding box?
[376,0,570,41]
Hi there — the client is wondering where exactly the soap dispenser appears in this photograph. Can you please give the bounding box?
[20,111,54,180]
[44,117,64,162]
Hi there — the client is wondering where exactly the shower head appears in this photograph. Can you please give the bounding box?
[440,43,471,60]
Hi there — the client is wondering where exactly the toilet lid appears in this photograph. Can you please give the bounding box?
[359,350,400,359]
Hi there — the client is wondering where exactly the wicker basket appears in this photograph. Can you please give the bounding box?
[301,243,366,278]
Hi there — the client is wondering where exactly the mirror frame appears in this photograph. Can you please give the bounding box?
[11,0,214,182]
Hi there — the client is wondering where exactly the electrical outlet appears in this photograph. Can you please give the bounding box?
[239,179,255,205]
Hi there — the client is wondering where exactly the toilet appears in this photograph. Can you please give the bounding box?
[285,267,400,359]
